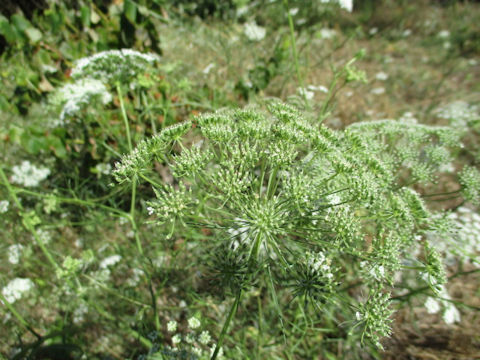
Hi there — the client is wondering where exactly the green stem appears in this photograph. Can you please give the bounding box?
[319,75,339,121]
[116,82,133,152]
[0,292,42,339]
[130,177,160,331]
[211,289,242,360]
[256,294,263,358]
[422,188,462,198]
[139,173,163,188]
[283,0,306,106]
[14,188,127,216]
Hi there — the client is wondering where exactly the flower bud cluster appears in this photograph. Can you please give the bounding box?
[71,49,160,84]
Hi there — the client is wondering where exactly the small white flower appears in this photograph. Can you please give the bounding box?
[339,0,353,12]
[236,6,249,17]
[327,194,341,205]
[244,22,266,41]
[185,333,195,344]
[289,8,299,16]
[188,316,201,329]
[443,303,461,324]
[172,334,181,345]
[199,330,211,345]
[2,278,34,303]
[307,85,329,93]
[319,28,336,39]
[438,30,450,39]
[0,200,9,213]
[99,254,122,269]
[375,71,389,81]
[8,244,24,265]
[321,0,353,12]
[73,302,89,324]
[369,27,378,35]
[402,29,412,37]
[355,311,363,321]
[95,163,112,176]
[439,162,455,173]
[167,320,177,332]
[425,297,441,314]
[203,63,215,75]
[36,229,52,245]
[297,87,314,100]
[371,87,386,95]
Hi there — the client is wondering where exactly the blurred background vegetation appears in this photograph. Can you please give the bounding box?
[0,0,479,359]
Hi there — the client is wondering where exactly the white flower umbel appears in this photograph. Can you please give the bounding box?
[71,49,160,83]
[297,87,314,100]
[425,297,441,314]
[443,303,461,324]
[0,200,9,213]
[375,71,389,81]
[167,320,177,332]
[50,78,112,123]
[99,254,122,269]
[95,163,112,176]
[320,0,353,12]
[436,101,479,129]
[371,87,386,95]
[438,30,450,39]
[244,22,266,41]
[11,161,50,187]
[427,207,480,268]
[319,28,337,39]
[2,278,34,303]
[8,244,24,265]
[188,316,201,330]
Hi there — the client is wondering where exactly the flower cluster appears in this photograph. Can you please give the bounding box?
[355,290,394,349]
[7,244,24,265]
[120,101,463,348]
[139,317,222,360]
[424,285,461,325]
[459,166,480,205]
[427,206,480,267]
[2,278,34,303]
[71,49,160,84]
[49,78,112,123]
[11,161,50,187]
[291,251,336,304]
[320,0,353,12]
[244,22,266,41]
[0,200,9,213]
[435,100,479,129]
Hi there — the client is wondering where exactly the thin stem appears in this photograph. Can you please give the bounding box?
[283,0,306,107]
[116,82,133,152]
[14,187,127,217]
[319,75,339,121]
[211,289,242,360]
[422,188,462,198]
[139,173,163,188]
[129,177,160,331]
[0,292,42,339]
[256,294,263,359]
